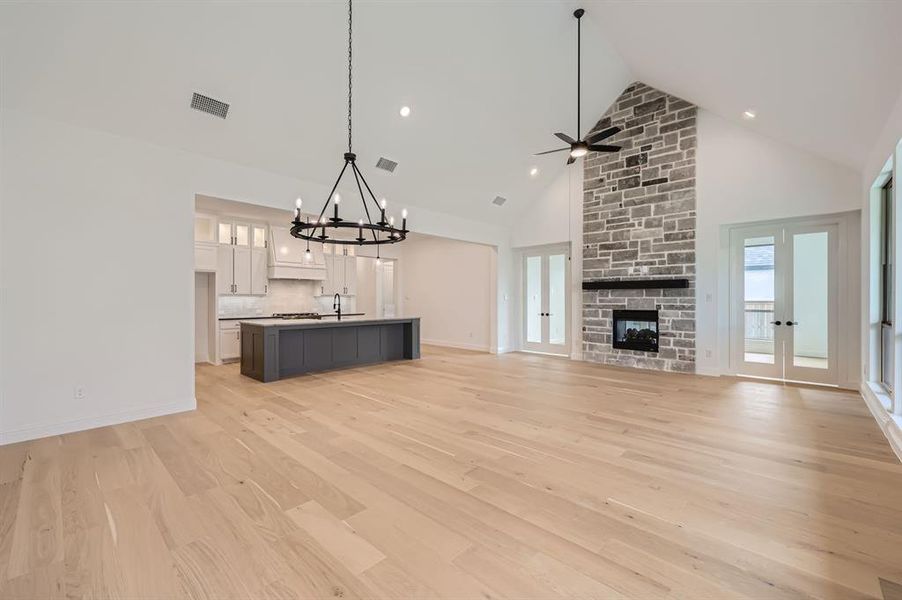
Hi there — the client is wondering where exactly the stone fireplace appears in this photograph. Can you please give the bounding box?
[582,82,696,373]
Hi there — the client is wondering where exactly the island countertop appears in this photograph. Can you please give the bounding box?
[239,316,419,329]
[239,317,420,382]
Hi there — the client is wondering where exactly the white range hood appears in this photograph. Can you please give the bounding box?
[268,226,327,280]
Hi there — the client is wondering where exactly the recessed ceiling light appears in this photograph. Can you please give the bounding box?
[399,106,411,117]
[742,109,757,120]
[529,167,539,177]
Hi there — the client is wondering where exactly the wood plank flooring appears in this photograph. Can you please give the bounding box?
[1,345,902,599]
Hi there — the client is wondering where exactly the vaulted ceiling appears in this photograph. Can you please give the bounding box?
[591,1,902,172]
[2,1,901,227]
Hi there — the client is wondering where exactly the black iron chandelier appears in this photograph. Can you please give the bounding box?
[290,0,408,249]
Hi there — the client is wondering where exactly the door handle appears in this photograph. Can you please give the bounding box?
[771,320,782,326]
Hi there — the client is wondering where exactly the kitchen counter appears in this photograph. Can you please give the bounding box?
[219,315,272,321]
[238,316,414,328]
[239,317,420,382]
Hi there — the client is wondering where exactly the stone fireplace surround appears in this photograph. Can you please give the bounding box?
[582,82,696,373]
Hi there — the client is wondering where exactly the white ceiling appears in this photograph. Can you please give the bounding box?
[591,0,902,171]
[0,1,630,225]
[3,2,901,227]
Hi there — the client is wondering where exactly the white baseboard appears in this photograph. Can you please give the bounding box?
[422,339,490,352]
[0,398,197,446]
[859,382,902,463]
[693,366,722,377]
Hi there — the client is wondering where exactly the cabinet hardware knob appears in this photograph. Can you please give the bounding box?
[771,320,782,326]
[786,320,796,326]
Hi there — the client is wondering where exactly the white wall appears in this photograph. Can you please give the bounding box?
[397,235,494,352]
[696,110,861,382]
[0,109,505,443]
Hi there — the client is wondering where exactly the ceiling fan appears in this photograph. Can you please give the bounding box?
[535,8,621,165]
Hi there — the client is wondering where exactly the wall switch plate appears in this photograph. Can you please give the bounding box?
[705,349,713,359]
[74,386,86,400]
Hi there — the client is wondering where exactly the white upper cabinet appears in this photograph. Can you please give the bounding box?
[215,218,269,296]
[218,222,233,245]
[194,214,217,243]
[344,255,357,295]
[268,226,327,281]
[251,248,267,295]
[320,253,357,296]
[253,226,267,249]
[194,213,218,272]
[216,245,233,295]
[233,247,252,295]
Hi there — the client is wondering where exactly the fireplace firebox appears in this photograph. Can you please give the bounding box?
[612,310,659,352]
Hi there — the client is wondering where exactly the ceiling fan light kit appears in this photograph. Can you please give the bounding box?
[535,8,622,165]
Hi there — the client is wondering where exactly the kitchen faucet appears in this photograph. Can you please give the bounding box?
[333,293,342,321]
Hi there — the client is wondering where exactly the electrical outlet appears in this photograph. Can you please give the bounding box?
[74,386,86,400]
[705,349,712,359]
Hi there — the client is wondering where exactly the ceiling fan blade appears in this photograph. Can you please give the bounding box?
[566,155,576,165]
[588,144,622,153]
[554,132,577,144]
[534,147,570,156]
[586,126,621,144]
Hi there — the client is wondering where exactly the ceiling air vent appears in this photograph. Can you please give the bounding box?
[191,92,230,119]
[375,157,398,173]
[492,196,507,206]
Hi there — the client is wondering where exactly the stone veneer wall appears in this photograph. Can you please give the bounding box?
[582,82,696,373]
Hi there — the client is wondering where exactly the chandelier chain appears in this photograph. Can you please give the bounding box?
[347,0,353,153]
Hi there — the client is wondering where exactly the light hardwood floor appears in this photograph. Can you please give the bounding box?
[1,346,902,599]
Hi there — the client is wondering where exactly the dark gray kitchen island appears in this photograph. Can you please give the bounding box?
[239,317,420,382]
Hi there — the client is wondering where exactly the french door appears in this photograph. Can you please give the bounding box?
[730,221,838,384]
[522,247,570,355]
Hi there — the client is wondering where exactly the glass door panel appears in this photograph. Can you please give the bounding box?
[548,254,566,345]
[785,225,837,384]
[218,222,233,244]
[234,224,250,247]
[253,226,267,248]
[526,256,542,344]
[743,236,776,365]
[791,232,828,369]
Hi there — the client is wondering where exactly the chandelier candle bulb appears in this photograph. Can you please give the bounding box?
[357,218,364,242]
[402,208,407,231]
[295,197,303,222]
[332,193,341,221]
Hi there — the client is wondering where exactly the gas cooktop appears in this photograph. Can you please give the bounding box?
[272,312,322,320]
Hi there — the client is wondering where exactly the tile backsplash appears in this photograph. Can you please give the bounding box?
[218,280,322,317]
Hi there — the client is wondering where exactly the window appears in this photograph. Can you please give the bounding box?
[881,178,894,390]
